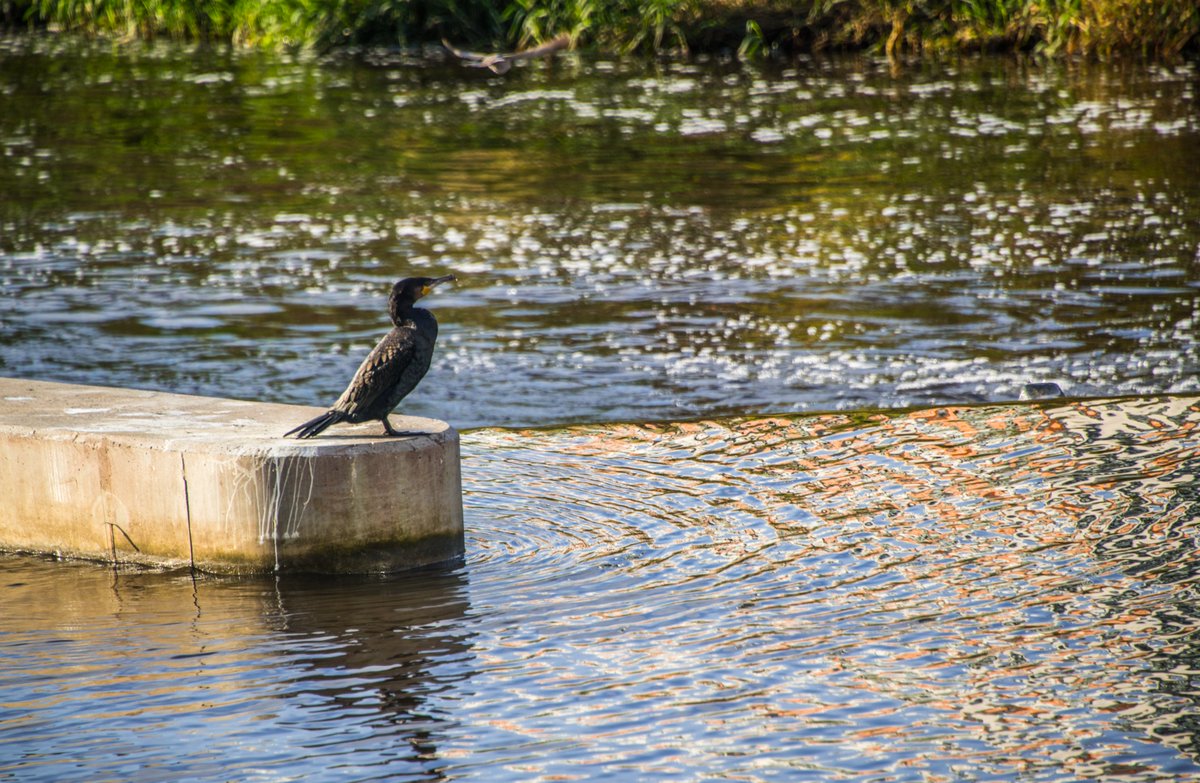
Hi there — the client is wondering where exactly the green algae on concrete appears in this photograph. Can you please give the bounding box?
[0,377,464,574]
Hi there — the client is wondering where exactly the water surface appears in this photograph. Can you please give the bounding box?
[2,36,1200,782]
[1,38,1198,427]
[3,395,1200,781]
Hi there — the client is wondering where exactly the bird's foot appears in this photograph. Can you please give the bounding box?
[381,418,429,438]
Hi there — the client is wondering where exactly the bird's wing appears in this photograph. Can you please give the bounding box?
[332,326,417,415]
[503,33,571,61]
[443,33,570,69]
[442,38,488,64]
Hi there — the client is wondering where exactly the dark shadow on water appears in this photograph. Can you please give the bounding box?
[260,567,474,770]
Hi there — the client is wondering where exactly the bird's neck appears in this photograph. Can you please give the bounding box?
[389,301,423,325]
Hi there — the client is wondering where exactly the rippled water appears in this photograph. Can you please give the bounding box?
[1,38,1198,427]
[4,395,1200,781]
[3,35,1200,781]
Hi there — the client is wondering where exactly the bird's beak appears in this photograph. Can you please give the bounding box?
[421,275,456,298]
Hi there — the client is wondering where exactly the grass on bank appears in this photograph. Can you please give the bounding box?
[4,0,1199,57]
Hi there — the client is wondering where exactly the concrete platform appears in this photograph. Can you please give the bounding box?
[0,377,464,574]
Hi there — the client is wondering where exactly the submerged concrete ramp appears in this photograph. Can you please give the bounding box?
[0,377,463,574]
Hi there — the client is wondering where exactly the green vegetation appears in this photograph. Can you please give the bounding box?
[801,0,1200,58]
[5,0,502,48]
[4,0,1198,57]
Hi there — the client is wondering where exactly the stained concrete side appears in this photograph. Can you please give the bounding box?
[0,377,464,573]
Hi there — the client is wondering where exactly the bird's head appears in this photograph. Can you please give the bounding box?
[390,275,455,319]
[393,274,455,300]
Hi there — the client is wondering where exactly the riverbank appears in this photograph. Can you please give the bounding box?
[5,0,1198,58]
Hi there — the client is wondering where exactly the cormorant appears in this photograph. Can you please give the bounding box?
[285,275,455,439]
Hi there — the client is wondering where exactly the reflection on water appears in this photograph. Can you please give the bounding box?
[0,564,471,782]
[4,395,1200,781]
[1,38,1198,427]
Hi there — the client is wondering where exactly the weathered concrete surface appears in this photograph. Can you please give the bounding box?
[0,377,464,574]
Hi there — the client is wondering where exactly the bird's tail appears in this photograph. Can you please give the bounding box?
[284,409,346,439]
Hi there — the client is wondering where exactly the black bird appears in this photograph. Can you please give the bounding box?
[285,275,455,439]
